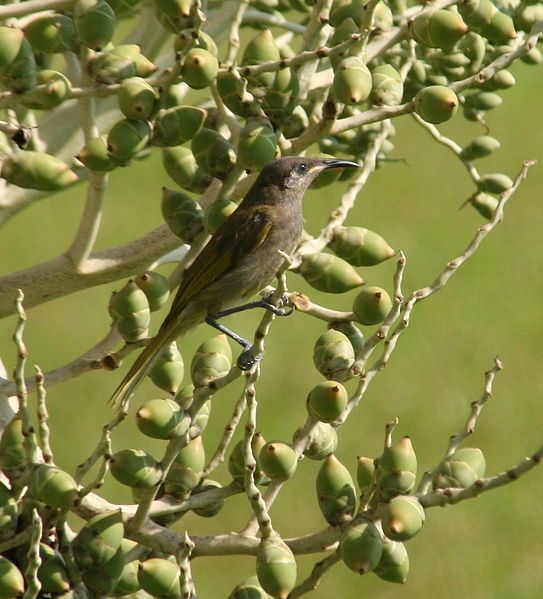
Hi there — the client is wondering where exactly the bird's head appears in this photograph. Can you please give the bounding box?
[259,156,360,196]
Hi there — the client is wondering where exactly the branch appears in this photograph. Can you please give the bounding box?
[0,224,181,319]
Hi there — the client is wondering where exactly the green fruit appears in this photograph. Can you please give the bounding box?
[242,29,281,88]
[181,48,218,90]
[192,479,225,517]
[333,56,372,105]
[479,10,516,43]
[204,198,238,234]
[256,535,297,599]
[155,0,192,18]
[161,188,204,242]
[112,559,141,596]
[216,70,256,117]
[0,35,37,92]
[137,398,190,439]
[0,482,17,532]
[109,280,150,337]
[377,436,417,499]
[1,151,78,191]
[258,441,298,481]
[478,173,513,193]
[316,454,357,525]
[340,522,383,574]
[381,496,425,541]
[192,128,236,179]
[29,464,79,509]
[469,192,498,219]
[330,0,365,27]
[138,558,181,598]
[353,286,393,325]
[357,456,375,494]
[22,69,71,110]
[301,422,338,461]
[89,44,155,83]
[313,329,355,382]
[24,14,76,53]
[162,146,212,192]
[107,118,151,164]
[370,64,403,106]
[164,435,205,495]
[0,556,24,598]
[75,0,116,50]
[433,447,486,489]
[479,69,516,91]
[374,537,409,583]
[175,28,218,56]
[149,342,184,394]
[412,9,468,49]
[299,253,364,294]
[0,26,25,67]
[0,417,25,479]
[238,118,278,171]
[191,334,232,387]
[329,321,365,357]
[73,510,124,568]
[82,546,124,594]
[36,544,70,593]
[330,226,395,266]
[228,433,267,487]
[460,136,501,160]
[152,105,206,147]
[118,77,157,120]
[135,271,170,312]
[307,380,348,423]
[414,85,458,124]
[76,136,115,171]
[110,449,162,488]
[464,91,503,110]
[229,575,271,598]
[515,3,543,33]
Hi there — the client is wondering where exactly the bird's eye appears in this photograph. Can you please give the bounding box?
[295,163,308,174]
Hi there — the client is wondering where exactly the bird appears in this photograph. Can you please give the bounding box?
[109,156,359,410]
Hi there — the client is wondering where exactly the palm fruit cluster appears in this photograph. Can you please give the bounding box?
[0,0,539,596]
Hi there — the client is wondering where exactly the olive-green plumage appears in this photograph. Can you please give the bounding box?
[109,156,358,410]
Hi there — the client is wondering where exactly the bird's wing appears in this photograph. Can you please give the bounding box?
[165,206,274,324]
[108,206,274,411]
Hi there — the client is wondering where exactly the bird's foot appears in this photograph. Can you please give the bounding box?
[260,293,295,316]
[237,348,264,371]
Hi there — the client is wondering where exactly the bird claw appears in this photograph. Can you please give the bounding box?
[261,293,295,316]
[237,349,263,371]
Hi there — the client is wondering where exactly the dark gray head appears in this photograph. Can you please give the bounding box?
[254,156,359,196]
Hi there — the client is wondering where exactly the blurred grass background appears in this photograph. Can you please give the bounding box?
[1,59,543,598]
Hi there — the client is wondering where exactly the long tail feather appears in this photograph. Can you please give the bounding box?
[108,317,181,412]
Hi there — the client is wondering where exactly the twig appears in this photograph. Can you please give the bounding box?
[0,0,75,19]
[22,510,43,599]
[35,367,53,463]
[289,550,341,599]
[178,532,195,599]
[417,358,503,494]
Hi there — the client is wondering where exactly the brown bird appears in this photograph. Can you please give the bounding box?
[109,156,359,410]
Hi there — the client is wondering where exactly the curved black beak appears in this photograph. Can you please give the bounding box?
[320,158,360,170]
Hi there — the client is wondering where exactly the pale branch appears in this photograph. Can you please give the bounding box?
[287,293,353,323]
[202,390,247,478]
[35,367,53,464]
[241,370,275,539]
[450,21,543,95]
[419,441,543,509]
[0,224,181,319]
[0,0,75,19]
[0,327,121,396]
[224,0,251,66]
[412,114,481,185]
[22,509,43,599]
[67,170,108,268]
[417,358,503,494]
[289,550,341,599]
[409,160,535,304]
[178,532,195,599]
[242,8,306,34]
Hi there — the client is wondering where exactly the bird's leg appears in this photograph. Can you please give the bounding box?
[205,316,262,371]
[210,293,294,319]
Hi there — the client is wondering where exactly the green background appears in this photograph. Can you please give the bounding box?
[1,61,543,598]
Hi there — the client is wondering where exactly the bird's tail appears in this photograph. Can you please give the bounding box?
[108,316,180,412]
